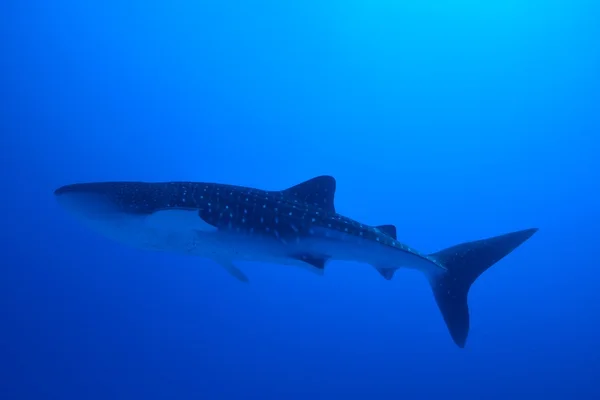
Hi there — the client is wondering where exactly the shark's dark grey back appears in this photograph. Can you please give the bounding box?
[196,177,336,240]
[55,176,338,234]
[55,177,415,255]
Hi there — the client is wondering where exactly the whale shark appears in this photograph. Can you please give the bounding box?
[54,175,538,348]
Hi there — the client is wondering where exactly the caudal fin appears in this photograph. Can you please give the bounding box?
[428,228,538,348]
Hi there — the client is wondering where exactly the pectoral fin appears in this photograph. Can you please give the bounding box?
[215,260,249,282]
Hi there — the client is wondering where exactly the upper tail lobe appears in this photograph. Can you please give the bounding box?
[427,228,538,348]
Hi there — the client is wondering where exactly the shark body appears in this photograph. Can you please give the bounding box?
[55,175,538,348]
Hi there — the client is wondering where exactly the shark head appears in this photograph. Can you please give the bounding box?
[54,182,133,221]
[55,182,153,245]
[54,182,218,248]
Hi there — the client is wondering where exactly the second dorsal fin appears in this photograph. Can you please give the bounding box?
[376,224,397,239]
[283,175,336,212]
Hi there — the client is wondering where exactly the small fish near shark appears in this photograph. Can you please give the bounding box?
[54,175,538,348]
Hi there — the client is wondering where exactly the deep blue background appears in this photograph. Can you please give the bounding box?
[1,1,599,398]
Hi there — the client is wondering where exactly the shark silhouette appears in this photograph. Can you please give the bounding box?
[55,175,538,347]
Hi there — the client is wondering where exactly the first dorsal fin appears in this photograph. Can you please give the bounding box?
[376,224,397,239]
[283,175,336,212]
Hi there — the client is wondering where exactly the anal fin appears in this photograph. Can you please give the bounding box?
[374,266,397,280]
[291,253,329,270]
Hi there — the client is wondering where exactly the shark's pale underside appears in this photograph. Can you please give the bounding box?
[55,175,538,348]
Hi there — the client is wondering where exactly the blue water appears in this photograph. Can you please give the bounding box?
[2,1,599,399]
